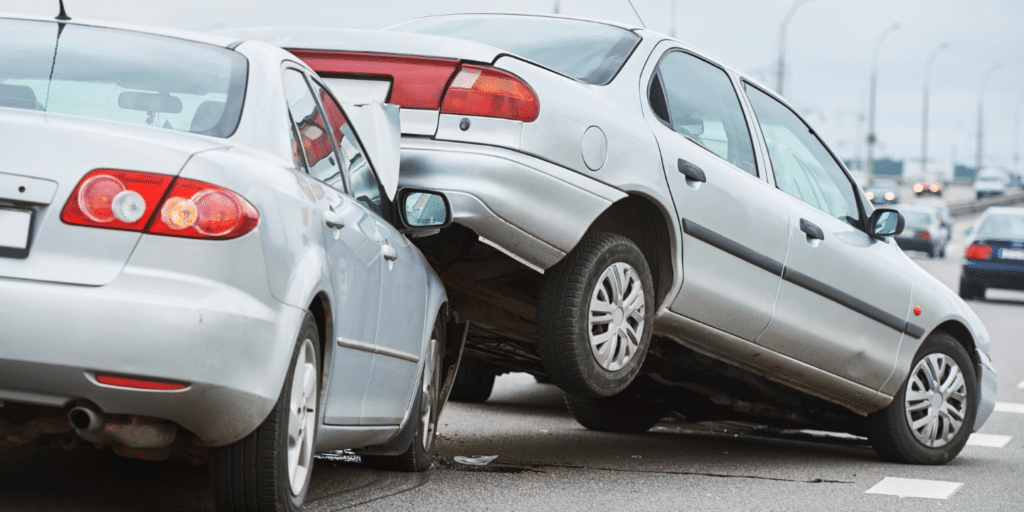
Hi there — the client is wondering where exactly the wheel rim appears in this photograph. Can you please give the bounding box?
[287,337,318,496]
[904,353,968,448]
[588,261,645,372]
[420,334,442,452]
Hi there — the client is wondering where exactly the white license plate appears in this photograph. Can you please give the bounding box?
[1000,248,1024,260]
[321,78,392,104]
[0,207,32,251]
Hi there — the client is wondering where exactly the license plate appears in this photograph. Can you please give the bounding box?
[1000,248,1024,260]
[321,78,392,104]
[0,207,33,258]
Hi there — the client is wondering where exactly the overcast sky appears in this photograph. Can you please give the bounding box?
[4,0,1024,171]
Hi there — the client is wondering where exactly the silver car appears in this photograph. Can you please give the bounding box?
[894,204,949,258]
[238,13,995,465]
[0,13,465,511]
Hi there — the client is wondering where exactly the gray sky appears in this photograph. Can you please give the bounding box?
[4,0,1024,171]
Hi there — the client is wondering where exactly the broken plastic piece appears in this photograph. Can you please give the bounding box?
[453,455,498,466]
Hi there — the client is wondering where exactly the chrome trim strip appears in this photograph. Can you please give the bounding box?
[336,337,420,363]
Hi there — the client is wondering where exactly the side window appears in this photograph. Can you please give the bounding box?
[313,80,385,219]
[743,84,861,226]
[282,69,342,184]
[653,51,758,176]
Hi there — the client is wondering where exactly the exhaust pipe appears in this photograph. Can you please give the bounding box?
[68,406,104,432]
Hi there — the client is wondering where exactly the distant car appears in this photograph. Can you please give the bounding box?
[866,179,900,205]
[0,13,464,511]
[974,169,1009,199]
[913,174,944,196]
[234,14,997,465]
[894,204,949,258]
[960,207,1024,299]
[915,199,953,247]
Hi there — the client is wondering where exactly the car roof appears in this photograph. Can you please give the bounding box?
[0,12,241,48]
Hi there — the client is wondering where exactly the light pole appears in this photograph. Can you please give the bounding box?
[920,42,948,176]
[975,63,1002,172]
[670,0,677,37]
[776,0,815,96]
[1013,92,1024,173]
[866,23,900,185]
[553,0,560,14]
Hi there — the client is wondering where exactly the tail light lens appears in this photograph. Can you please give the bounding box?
[920,230,931,240]
[62,170,258,240]
[965,242,993,260]
[441,65,540,122]
[913,183,924,193]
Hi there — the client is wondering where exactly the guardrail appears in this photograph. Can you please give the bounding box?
[949,191,1024,217]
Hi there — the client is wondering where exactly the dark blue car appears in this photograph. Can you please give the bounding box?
[960,207,1024,299]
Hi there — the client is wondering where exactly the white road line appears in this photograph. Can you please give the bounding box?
[1017,380,1024,389]
[995,402,1024,414]
[967,433,1013,448]
[865,477,963,499]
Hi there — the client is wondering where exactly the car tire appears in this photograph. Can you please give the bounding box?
[564,391,666,434]
[536,232,655,398]
[362,318,444,472]
[959,279,984,300]
[212,312,320,512]
[865,331,978,465]
[447,357,495,403]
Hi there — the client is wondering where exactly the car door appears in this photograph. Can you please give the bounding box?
[283,67,385,425]
[309,79,427,425]
[641,44,790,342]
[742,83,914,393]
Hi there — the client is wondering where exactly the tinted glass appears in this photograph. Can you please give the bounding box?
[978,214,1024,239]
[655,52,757,175]
[744,84,861,226]
[314,82,385,218]
[392,15,639,85]
[283,70,341,182]
[0,19,246,137]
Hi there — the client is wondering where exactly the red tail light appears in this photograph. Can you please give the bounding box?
[441,65,540,122]
[289,49,459,110]
[920,230,931,240]
[965,242,993,260]
[62,170,258,240]
[96,374,187,391]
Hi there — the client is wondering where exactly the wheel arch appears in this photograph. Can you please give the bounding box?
[306,291,332,375]
[932,320,978,366]
[587,193,676,306]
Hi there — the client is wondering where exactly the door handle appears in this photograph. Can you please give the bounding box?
[324,209,345,229]
[677,158,707,183]
[799,218,824,241]
[382,243,398,262]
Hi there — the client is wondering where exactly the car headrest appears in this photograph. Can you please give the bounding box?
[0,84,42,110]
[190,100,226,134]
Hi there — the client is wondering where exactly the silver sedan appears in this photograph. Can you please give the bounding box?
[0,13,464,511]
[235,13,994,465]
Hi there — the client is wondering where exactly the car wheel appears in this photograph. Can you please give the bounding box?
[362,318,444,472]
[958,279,984,300]
[865,332,977,464]
[537,232,655,398]
[212,313,320,512]
[564,391,666,434]
[447,357,495,403]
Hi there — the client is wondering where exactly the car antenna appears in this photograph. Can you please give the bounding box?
[627,0,646,28]
[56,0,71,20]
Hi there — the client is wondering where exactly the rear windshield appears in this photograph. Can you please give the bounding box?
[390,15,640,85]
[901,211,932,226]
[978,214,1024,239]
[0,18,247,137]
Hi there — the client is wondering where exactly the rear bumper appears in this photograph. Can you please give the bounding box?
[961,260,1024,291]
[0,230,302,446]
[895,237,939,253]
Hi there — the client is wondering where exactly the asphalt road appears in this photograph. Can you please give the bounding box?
[2,208,1022,511]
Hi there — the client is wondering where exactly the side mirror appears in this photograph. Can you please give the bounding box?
[397,188,453,237]
[868,208,904,238]
[965,227,974,237]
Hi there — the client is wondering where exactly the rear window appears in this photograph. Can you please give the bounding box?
[390,15,640,85]
[901,211,932,226]
[0,18,247,137]
[978,214,1024,239]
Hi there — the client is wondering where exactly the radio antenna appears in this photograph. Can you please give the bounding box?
[627,0,646,28]
[56,0,71,20]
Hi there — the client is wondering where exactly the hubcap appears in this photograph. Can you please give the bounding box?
[588,262,645,372]
[420,334,442,452]
[287,338,318,496]
[904,353,968,448]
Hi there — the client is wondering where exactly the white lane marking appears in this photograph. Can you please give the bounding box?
[865,477,962,499]
[1017,380,1024,389]
[967,433,1013,447]
[995,402,1024,414]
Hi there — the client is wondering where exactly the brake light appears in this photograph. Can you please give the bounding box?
[913,183,924,193]
[62,170,259,239]
[920,230,931,240]
[96,374,187,391]
[965,242,993,260]
[441,65,540,122]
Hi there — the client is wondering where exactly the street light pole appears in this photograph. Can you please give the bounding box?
[975,63,1002,172]
[1014,92,1024,173]
[866,23,900,185]
[776,0,814,96]
[669,0,677,37]
[921,42,948,177]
